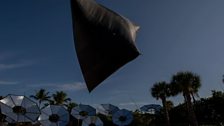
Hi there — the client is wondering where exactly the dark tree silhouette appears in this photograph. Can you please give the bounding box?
[30,88,51,109]
[151,81,172,126]
[51,91,71,105]
[171,71,201,126]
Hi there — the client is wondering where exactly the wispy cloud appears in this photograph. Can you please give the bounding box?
[0,63,26,70]
[0,51,36,71]
[117,101,153,110]
[28,82,87,91]
[0,52,14,61]
[119,102,150,106]
[57,82,87,91]
[0,60,34,70]
[0,81,19,85]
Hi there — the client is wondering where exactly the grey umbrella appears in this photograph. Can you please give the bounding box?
[112,109,133,126]
[5,117,15,123]
[101,104,119,115]
[38,105,69,126]
[71,104,96,120]
[0,94,40,123]
[82,116,103,126]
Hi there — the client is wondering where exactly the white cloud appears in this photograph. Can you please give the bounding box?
[119,102,150,106]
[0,81,19,85]
[0,52,37,71]
[57,82,87,91]
[0,60,34,70]
[118,102,153,110]
[28,82,87,91]
[0,63,24,70]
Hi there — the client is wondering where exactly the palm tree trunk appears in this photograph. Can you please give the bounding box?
[185,93,198,126]
[191,92,196,104]
[162,97,170,126]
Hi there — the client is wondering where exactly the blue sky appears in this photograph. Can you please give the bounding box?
[1,0,224,110]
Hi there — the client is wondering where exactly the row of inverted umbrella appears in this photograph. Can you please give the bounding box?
[100,104,134,126]
[0,95,103,126]
[71,104,103,126]
[0,94,161,126]
[39,104,103,126]
[71,104,134,126]
[0,95,133,126]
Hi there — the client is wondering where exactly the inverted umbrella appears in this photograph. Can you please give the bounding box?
[5,117,15,123]
[140,104,162,114]
[82,116,103,126]
[38,105,69,126]
[101,104,119,115]
[71,104,96,120]
[0,94,40,123]
[70,0,140,92]
[112,109,133,126]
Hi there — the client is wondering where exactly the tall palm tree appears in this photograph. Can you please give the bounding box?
[52,91,71,105]
[151,81,171,126]
[30,89,51,108]
[171,71,201,126]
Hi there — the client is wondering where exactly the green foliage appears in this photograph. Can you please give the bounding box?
[30,88,51,108]
[151,81,172,100]
[151,81,171,126]
[171,71,201,96]
[66,102,78,113]
[169,90,224,126]
[51,91,71,105]
[132,111,155,126]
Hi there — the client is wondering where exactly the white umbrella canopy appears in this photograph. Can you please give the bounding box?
[38,105,69,126]
[0,94,41,123]
[112,109,133,126]
[71,104,96,120]
[101,104,119,115]
[82,116,103,126]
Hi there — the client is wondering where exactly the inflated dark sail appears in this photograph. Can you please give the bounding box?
[70,0,140,92]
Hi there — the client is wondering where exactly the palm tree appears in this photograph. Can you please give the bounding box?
[171,71,201,126]
[30,89,51,108]
[52,91,71,105]
[66,102,78,113]
[166,100,174,112]
[151,81,171,126]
